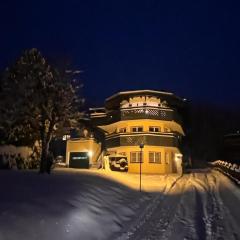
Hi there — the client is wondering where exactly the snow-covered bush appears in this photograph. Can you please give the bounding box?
[231,164,238,171]
[234,165,240,173]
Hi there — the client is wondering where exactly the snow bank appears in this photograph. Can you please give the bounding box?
[211,160,240,184]
[0,169,178,240]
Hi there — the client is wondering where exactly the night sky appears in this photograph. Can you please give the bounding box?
[1,0,240,108]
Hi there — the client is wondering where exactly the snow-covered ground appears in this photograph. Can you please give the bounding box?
[120,169,240,240]
[0,168,239,240]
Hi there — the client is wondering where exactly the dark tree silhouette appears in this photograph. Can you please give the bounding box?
[0,48,83,173]
[186,102,240,166]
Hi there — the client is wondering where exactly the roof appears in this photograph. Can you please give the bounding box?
[105,89,186,109]
[106,90,175,102]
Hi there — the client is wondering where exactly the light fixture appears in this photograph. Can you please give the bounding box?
[88,151,93,157]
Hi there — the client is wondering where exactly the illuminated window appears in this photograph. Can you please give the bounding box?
[131,126,143,132]
[149,152,161,163]
[149,126,160,132]
[130,151,143,163]
[119,127,126,133]
[62,135,70,141]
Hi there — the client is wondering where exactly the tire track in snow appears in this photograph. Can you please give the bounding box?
[193,186,207,240]
[118,170,240,240]
[205,172,240,240]
[187,172,225,240]
[183,171,238,240]
[161,173,207,240]
[118,175,188,240]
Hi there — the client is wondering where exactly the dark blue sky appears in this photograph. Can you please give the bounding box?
[1,0,240,107]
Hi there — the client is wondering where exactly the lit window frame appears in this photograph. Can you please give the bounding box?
[149,152,161,164]
[62,134,70,141]
[130,151,142,163]
[131,126,143,132]
[119,127,127,133]
[149,126,161,132]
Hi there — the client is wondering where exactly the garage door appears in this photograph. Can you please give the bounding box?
[69,152,89,168]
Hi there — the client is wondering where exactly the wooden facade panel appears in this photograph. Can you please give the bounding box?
[91,107,182,126]
[106,135,178,148]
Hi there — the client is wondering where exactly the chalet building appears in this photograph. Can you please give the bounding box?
[87,90,185,174]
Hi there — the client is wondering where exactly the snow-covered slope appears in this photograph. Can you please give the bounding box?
[0,169,239,240]
[120,169,240,240]
[0,169,178,240]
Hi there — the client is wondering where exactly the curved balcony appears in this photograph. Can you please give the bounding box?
[120,106,180,121]
[90,106,182,126]
[105,132,180,148]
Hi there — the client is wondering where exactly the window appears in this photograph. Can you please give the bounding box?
[119,127,126,133]
[131,126,143,132]
[130,152,143,163]
[62,134,70,141]
[165,152,170,164]
[149,152,161,163]
[149,126,160,132]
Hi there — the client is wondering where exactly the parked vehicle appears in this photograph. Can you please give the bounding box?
[108,154,128,172]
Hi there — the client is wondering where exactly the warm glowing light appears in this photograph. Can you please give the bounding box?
[88,151,93,157]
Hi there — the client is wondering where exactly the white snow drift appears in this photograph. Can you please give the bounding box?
[0,169,239,240]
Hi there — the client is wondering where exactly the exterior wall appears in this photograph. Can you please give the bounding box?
[66,138,101,166]
[99,119,184,135]
[105,134,179,148]
[108,145,180,174]
[98,116,183,174]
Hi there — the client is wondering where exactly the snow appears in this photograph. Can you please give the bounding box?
[0,168,239,240]
[211,160,240,184]
[0,169,179,240]
[119,169,240,240]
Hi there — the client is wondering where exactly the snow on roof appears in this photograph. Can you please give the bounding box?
[106,89,174,102]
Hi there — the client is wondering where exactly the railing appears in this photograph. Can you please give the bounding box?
[105,132,179,148]
[91,106,182,125]
[120,107,178,121]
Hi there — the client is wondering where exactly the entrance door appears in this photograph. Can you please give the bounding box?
[172,157,178,173]
[69,152,89,168]
[174,153,183,174]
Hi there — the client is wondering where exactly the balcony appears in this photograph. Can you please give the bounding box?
[120,106,180,122]
[90,106,182,125]
[105,132,179,148]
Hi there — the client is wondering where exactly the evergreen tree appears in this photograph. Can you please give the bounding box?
[0,48,83,173]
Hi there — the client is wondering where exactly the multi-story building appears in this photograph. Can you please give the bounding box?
[89,90,185,174]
